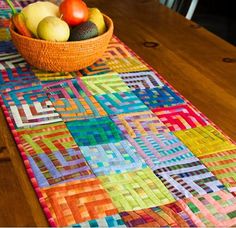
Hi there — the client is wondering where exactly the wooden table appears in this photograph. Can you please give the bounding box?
[0,0,235,226]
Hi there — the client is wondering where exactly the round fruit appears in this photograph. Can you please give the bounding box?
[22,1,59,37]
[59,0,88,26]
[88,8,106,35]
[69,21,98,41]
[37,16,70,42]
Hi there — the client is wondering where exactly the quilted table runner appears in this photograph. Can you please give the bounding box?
[1,1,236,227]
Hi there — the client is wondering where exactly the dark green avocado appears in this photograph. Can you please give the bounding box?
[69,21,98,41]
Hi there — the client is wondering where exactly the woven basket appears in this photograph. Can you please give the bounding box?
[9,14,113,72]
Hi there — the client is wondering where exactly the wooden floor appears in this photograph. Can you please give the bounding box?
[0,0,235,226]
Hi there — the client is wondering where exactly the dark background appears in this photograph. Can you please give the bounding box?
[182,0,236,45]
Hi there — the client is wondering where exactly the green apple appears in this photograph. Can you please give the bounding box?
[37,16,70,42]
[22,1,59,37]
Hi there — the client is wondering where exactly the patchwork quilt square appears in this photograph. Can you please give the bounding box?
[119,71,164,90]
[66,117,124,146]
[152,104,209,131]
[110,111,169,138]
[1,84,48,107]
[174,126,236,156]
[76,59,113,77]
[0,64,38,85]
[120,203,196,227]
[128,132,194,170]
[80,140,147,176]
[53,97,107,121]
[32,68,74,82]
[179,190,236,227]
[43,78,91,101]
[73,214,126,227]
[106,57,149,73]
[81,73,130,95]
[17,122,78,155]
[99,168,175,212]
[41,178,118,226]
[154,156,225,199]
[133,86,185,109]
[199,150,236,192]
[9,101,62,128]
[101,37,134,60]
[28,147,95,187]
[95,91,149,115]
[0,80,40,94]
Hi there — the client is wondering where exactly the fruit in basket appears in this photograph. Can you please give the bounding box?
[5,0,33,37]
[69,21,98,41]
[22,1,59,37]
[88,8,106,35]
[37,16,70,42]
[59,0,89,26]
[12,12,33,37]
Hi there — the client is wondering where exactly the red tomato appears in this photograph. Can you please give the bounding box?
[59,0,89,26]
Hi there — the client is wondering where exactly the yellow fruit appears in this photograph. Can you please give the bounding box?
[22,1,59,37]
[88,8,106,35]
[37,16,70,42]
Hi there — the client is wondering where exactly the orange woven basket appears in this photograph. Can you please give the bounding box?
[9,14,113,72]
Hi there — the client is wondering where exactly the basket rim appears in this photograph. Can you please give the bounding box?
[9,14,113,45]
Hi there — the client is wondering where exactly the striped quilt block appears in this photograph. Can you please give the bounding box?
[154,156,225,199]
[110,111,169,138]
[27,147,95,187]
[199,150,236,192]
[1,84,48,107]
[66,117,124,146]
[43,78,92,101]
[106,57,149,73]
[76,59,113,77]
[17,122,78,155]
[0,80,41,95]
[119,71,164,90]
[52,97,107,121]
[41,178,118,226]
[179,190,236,227]
[128,132,194,170]
[95,91,149,115]
[120,203,196,227]
[99,168,175,212]
[9,101,62,128]
[0,52,38,81]
[133,86,185,109]
[81,73,130,95]
[80,140,147,176]
[152,104,209,131]
[174,125,236,157]
[101,37,134,60]
[32,68,74,82]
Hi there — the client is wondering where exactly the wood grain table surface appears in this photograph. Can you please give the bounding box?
[0,0,235,226]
